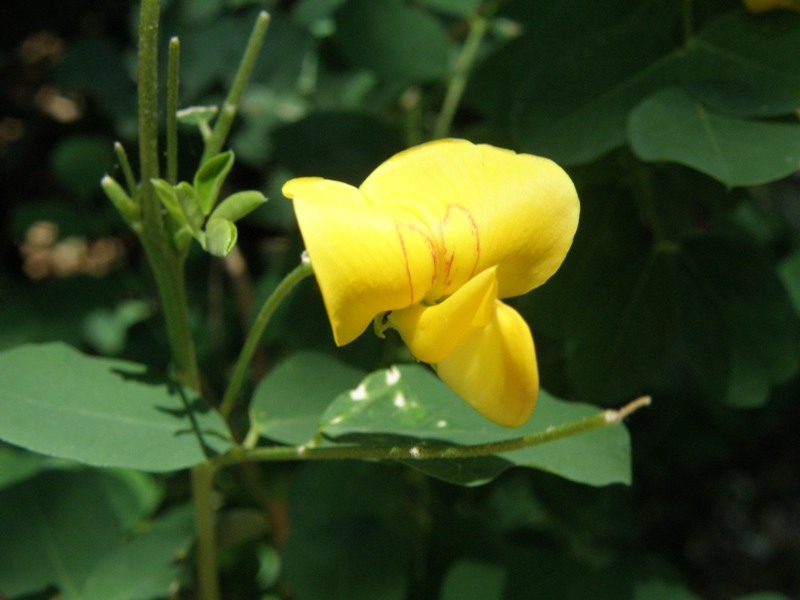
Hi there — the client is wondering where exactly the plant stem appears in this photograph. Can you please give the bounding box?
[433,12,489,139]
[167,36,180,185]
[137,0,162,235]
[215,396,652,469]
[201,11,270,165]
[137,0,200,391]
[191,463,221,600]
[220,258,314,419]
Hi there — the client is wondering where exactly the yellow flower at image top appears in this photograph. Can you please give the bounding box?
[283,139,579,427]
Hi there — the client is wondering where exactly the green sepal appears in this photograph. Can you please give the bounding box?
[194,151,235,216]
[101,175,140,223]
[209,190,267,223]
[150,178,185,226]
[204,218,238,257]
[175,181,205,233]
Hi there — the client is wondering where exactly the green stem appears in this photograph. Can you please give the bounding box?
[137,0,200,391]
[215,396,652,469]
[191,463,221,600]
[201,11,270,165]
[137,0,161,234]
[433,12,489,139]
[167,37,180,185]
[219,258,314,419]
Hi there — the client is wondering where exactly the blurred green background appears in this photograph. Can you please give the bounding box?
[1,0,799,598]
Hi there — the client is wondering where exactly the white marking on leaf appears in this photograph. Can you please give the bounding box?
[393,392,408,409]
[350,384,368,401]
[385,366,401,385]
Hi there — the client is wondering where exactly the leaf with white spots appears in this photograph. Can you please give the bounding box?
[320,365,632,487]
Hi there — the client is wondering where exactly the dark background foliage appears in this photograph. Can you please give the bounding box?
[1,0,799,598]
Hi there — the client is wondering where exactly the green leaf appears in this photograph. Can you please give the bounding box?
[175,181,205,231]
[440,560,506,600]
[0,343,231,471]
[80,507,195,600]
[209,190,268,223]
[634,580,703,600]
[52,135,116,198]
[0,444,64,490]
[195,150,235,216]
[333,0,451,82]
[204,217,238,256]
[527,191,671,403]
[512,24,681,165]
[82,300,152,355]
[272,111,404,185]
[422,0,480,17]
[0,468,159,599]
[282,462,411,600]
[151,178,186,226]
[628,87,800,186]
[321,365,632,487]
[252,352,366,446]
[676,237,800,407]
[534,191,800,407]
[682,11,800,117]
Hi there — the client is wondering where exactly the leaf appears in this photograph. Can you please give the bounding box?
[151,178,186,226]
[80,507,195,600]
[0,468,159,599]
[194,150,234,216]
[439,560,506,600]
[282,462,411,600]
[321,365,632,487]
[422,0,481,17]
[512,20,681,165]
[533,191,800,407]
[252,351,366,446]
[0,444,63,490]
[628,87,800,186]
[676,237,800,407]
[333,0,451,82]
[51,135,115,198]
[209,190,268,223]
[634,580,703,600]
[528,191,672,403]
[0,343,231,471]
[204,217,238,256]
[681,11,800,117]
[175,181,205,232]
[272,111,404,185]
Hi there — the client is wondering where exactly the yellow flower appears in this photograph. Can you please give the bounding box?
[282,139,579,426]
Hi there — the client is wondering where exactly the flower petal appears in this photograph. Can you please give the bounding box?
[435,300,538,427]
[360,139,580,299]
[283,177,437,345]
[388,267,498,364]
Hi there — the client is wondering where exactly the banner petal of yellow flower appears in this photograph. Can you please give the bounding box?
[360,139,580,300]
